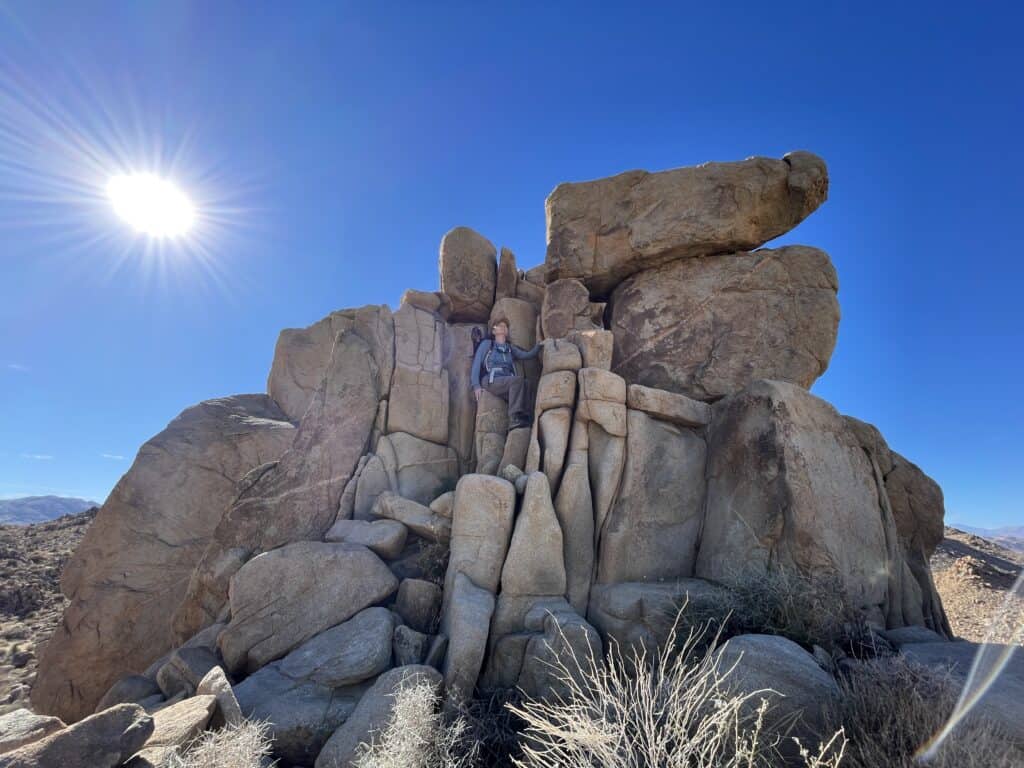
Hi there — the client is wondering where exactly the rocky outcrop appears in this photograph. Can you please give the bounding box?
[34,149,960,765]
[31,396,295,723]
[609,245,839,401]
[173,329,385,641]
[545,151,828,296]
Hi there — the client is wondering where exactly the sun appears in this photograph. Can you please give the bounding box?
[106,173,195,238]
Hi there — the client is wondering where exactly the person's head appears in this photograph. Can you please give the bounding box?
[491,318,510,342]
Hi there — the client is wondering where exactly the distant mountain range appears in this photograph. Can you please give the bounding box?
[0,495,101,525]
[951,522,1024,553]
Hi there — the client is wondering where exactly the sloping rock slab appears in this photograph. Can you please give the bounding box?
[31,395,294,723]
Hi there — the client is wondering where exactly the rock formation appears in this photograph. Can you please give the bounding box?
[29,150,957,766]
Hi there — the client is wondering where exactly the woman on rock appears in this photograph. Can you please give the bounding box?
[471,317,540,429]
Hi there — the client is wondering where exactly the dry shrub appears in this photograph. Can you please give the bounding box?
[458,689,527,768]
[826,656,1023,768]
[353,680,479,768]
[165,719,274,768]
[417,539,450,587]
[506,618,847,768]
[675,569,877,657]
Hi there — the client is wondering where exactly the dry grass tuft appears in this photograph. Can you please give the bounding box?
[826,655,1023,768]
[506,617,847,768]
[165,719,275,768]
[673,569,878,657]
[353,680,479,768]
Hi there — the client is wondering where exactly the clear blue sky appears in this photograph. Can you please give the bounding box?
[0,2,1020,528]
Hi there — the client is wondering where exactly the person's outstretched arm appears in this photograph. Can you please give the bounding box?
[512,342,541,360]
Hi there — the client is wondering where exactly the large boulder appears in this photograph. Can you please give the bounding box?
[609,246,839,401]
[0,710,64,755]
[439,226,497,322]
[597,409,706,583]
[0,704,152,768]
[715,634,841,743]
[316,665,443,768]
[545,151,828,296]
[218,542,397,674]
[276,607,395,688]
[697,381,904,627]
[387,304,450,444]
[173,330,384,641]
[267,305,395,423]
[235,664,366,766]
[128,695,216,767]
[31,396,295,723]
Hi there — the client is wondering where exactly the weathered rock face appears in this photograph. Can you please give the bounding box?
[609,245,839,401]
[268,305,395,423]
[218,542,397,674]
[698,380,914,628]
[388,305,450,445]
[597,409,706,584]
[439,226,497,322]
[545,151,828,297]
[173,330,384,641]
[348,432,459,521]
[844,416,951,635]
[31,396,295,723]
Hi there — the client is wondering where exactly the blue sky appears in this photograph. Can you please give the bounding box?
[0,2,1020,527]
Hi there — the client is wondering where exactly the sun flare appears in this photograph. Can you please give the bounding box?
[106,173,195,238]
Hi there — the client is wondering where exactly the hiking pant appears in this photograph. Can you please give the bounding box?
[484,375,535,428]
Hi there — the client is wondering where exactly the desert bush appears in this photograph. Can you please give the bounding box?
[825,656,1023,768]
[416,538,450,587]
[671,569,877,657]
[164,719,274,768]
[352,680,478,768]
[506,618,847,768]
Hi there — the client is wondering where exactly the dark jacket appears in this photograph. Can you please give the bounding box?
[471,339,540,389]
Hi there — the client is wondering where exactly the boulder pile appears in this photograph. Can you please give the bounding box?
[19,151,958,766]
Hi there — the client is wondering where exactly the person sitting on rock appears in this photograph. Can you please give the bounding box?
[471,317,540,429]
